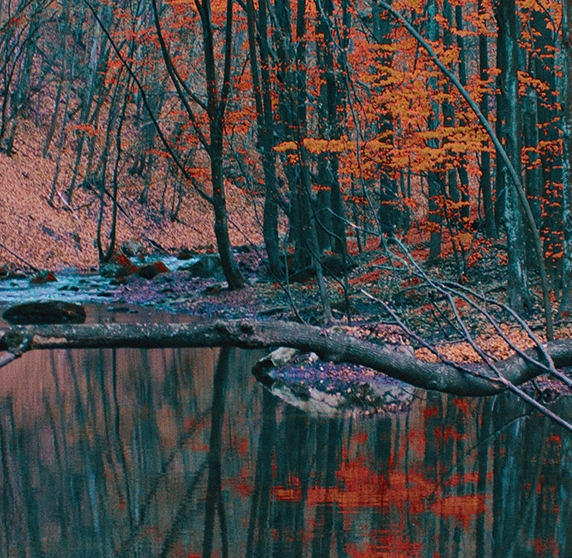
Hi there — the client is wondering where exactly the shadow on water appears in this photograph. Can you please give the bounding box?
[0,307,570,556]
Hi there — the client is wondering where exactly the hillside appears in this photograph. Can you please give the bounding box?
[0,120,262,272]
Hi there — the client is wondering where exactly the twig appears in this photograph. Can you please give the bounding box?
[0,240,41,272]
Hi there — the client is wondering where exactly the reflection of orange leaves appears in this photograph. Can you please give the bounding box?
[345,537,423,557]
[533,537,559,555]
[273,487,302,501]
[351,432,368,444]
[434,424,469,443]
[225,465,253,497]
[237,437,248,456]
[431,494,486,529]
[445,472,479,488]
[451,398,470,415]
[423,405,440,419]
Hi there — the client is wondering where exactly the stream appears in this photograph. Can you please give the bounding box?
[0,282,570,556]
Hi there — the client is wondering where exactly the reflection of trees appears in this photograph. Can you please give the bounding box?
[247,389,277,557]
[0,346,569,556]
[491,396,569,558]
[248,392,571,556]
[201,346,231,558]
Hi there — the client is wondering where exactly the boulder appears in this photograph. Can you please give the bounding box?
[2,301,86,325]
[100,253,137,278]
[176,248,194,260]
[253,348,414,416]
[30,271,57,284]
[121,239,145,257]
[137,261,169,280]
[183,254,223,278]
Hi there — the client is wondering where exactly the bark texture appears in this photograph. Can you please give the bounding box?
[0,320,569,396]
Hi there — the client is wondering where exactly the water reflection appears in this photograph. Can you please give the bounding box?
[0,326,570,556]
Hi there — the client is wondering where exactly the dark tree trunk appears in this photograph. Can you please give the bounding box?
[426,0,443,263]
[197,0,246,289]
[558,0,572,315]
[314,0,347,259]
[478,0,496,238]
[245,0,282,276]
[494,0,532,313]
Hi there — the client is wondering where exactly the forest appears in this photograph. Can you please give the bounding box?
[2,1,572,555]
[1,0,572,429]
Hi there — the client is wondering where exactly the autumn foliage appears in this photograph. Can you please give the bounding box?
[0,0,568,304]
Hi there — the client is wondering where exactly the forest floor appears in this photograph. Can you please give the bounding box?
[1,119,572,399]
[0,119,263,271]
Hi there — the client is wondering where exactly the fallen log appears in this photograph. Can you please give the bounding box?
[0,319,571,396]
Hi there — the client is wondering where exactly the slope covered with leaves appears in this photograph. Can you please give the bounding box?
[0,120,262,272]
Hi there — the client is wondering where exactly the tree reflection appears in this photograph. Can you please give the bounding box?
[201,346,231,558]
[0,344,569,556]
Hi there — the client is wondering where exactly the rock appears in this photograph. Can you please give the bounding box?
[252,349,414,416]
[183,254,222,278]
[121,239,144,257]
[137,261,169,280]
[30,271,57,284]
[0,267,25,280]
[176,248,194,260]
[100,253,137,278]
[3,301,86,325]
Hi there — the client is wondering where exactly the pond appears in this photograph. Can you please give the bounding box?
[0,306,570,557]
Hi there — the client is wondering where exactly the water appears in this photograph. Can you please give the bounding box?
[0,307,570,557]
[0,255,196,305]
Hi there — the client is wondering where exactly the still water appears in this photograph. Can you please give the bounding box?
[0,307,570,557]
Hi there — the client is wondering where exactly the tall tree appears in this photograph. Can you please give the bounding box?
[245,0,282,276]
[194,0,246,289]
[493,0,532,312]
[558,0,572,315]
[478,0,496,238]
[148,0,246,288]
[425,0,444,263]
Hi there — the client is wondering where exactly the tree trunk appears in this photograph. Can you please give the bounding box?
[558,0,572,315]
[245,0,282,276]
[494,0,532,313]
[0,320,570,397]
[197,0,246,289]
[211,136,246,289]
[478,0,496,238]
[426,0,443,263]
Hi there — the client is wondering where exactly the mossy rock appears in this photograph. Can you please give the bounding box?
[2,301,86,325]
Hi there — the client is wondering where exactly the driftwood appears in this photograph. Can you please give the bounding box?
[0,319,570,396]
